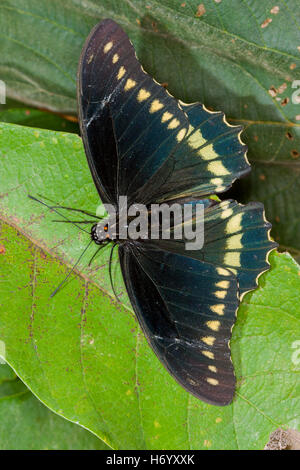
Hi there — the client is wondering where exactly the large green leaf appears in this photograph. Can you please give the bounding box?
[0,122,299,450]
[0,364,109,449]
[0,0,300,251]
[0,99,79,133]
[0,107,79,133]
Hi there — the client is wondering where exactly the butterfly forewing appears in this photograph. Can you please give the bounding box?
[78,19,189,206]
[119,243,238,406]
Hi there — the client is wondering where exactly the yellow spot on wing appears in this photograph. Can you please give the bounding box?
[207,320,220,331]
[199,143,218,160]
[226,213,243,234]
[103,41,113,53]
[208,365,217,373]
[168,118,180,129]
[124,78,136,91]
[202,336,216,346]
[202,351,214,359]
[150,99,164,113]
[212,181,226,192]
[207,377,219,386]
[226,234,243,249]
[224,252,241,267]
[117,66,126,80]
[215,290,227,300]
[211,304,225,316]
[220,201,231,209]
[176,128,187,142]
[208,160,230,176]
[216,281,230,289]
[217,267,230,276]
[188,129,206,149]
[112,53,119,63]
[211,178,223,186]
[220,208,234,219]
[137,88,151,102]
[161,111,173,122]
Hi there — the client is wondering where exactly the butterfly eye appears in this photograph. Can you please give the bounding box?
[104,224,108,232]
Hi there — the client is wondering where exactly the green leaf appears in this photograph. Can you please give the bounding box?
[0,0,300,251]
[0,364,110,449]
[0,122,299,450]
[0,363,15,382]
[0,101,79,133]
[0,107,79,133]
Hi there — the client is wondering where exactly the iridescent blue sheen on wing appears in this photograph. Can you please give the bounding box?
[145,199,277,297]
[151,102,250,201]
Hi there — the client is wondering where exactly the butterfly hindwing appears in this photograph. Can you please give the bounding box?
[199,200,277,297]
[117,198,276,404]
[119,243,238,406]
[144,199,277,298]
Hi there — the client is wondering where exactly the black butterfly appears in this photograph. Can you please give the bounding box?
[76,19,277,406]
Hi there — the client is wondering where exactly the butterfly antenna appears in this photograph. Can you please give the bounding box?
[36,193,103,219]
[50,239,93,298]
[28,194,90,233]
[109,242,120,302]
[52,220,97,224]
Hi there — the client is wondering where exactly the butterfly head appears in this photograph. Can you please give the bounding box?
[91,222,111,244]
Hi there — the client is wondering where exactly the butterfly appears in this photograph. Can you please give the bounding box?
[77,18,277,406]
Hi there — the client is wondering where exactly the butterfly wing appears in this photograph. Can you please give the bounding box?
[146,199,277,297]
[78,19,250,206]
[119,199,277,405]
[151,103,250,202]
[78,19,189,206]
[119,242,238,406]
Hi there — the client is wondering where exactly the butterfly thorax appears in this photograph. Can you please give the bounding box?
[90,211,161,245]
[91,217,132,245]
